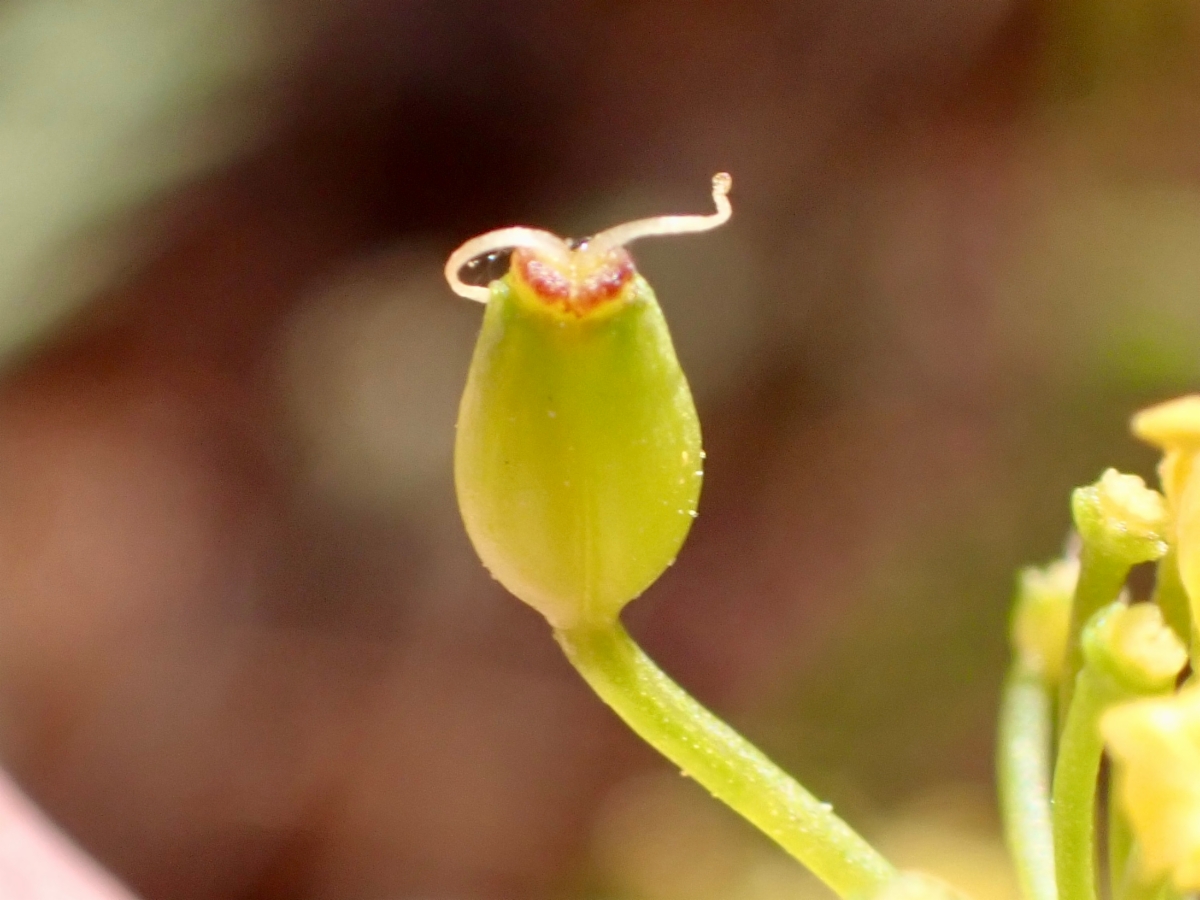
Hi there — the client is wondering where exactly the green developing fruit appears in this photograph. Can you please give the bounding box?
[446,175,731,628]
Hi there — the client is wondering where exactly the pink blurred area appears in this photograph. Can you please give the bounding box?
[0,771,135,900]
[0,1,1197,898]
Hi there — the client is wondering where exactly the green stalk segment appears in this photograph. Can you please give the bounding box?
[556,622,897,900]
[1150,549,1198,677]
[1060,600,1186,900]
[998,665,1058,900]
[1151,550,1191,648]
[1059,546,1128,721]
[1053,667,1117,900]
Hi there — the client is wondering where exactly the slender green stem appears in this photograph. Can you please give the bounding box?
[998,665,1058,900]
[1151,549,1198,678]
[556,622,897,900]
[1151,549,1191,649]
[1060,547,1128,723]
[1053,668,1120,900]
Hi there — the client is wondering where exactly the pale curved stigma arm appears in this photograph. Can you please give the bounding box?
[444,227,569,303]
[443,174,732,302]
[587,173,732,256]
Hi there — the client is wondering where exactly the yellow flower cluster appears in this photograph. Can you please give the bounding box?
[1100,396,1200,890]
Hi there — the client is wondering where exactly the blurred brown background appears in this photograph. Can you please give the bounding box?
[0,1,1198,898]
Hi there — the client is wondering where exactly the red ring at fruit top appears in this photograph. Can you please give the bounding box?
[510,246,636,316]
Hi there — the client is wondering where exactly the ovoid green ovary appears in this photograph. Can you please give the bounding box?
[455,264,702,629]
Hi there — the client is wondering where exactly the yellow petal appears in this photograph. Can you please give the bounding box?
[1132,395,1200,452]
[1176,462,1200,624]
[1103,688,1200,890]
[1158,450,1194,510]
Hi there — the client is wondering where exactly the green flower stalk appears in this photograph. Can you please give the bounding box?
[1052,602,1185,900]
[1060,470,1170,718]
[999,666,1057,900]
[556,622,895,899]
[999,557,1078,900]
[446,175,903,900]
[1150,549,1191,648]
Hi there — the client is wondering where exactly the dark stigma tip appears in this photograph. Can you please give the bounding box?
[459,249,514,287]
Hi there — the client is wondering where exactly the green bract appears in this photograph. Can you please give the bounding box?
[446,175,731,628]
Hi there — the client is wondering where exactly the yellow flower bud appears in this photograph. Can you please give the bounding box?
[1102,686,1200,890]
[1082,602,1186,694]
[446,176,731,628]
[1071,469,1169,567]
[1010,557,1078,682]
